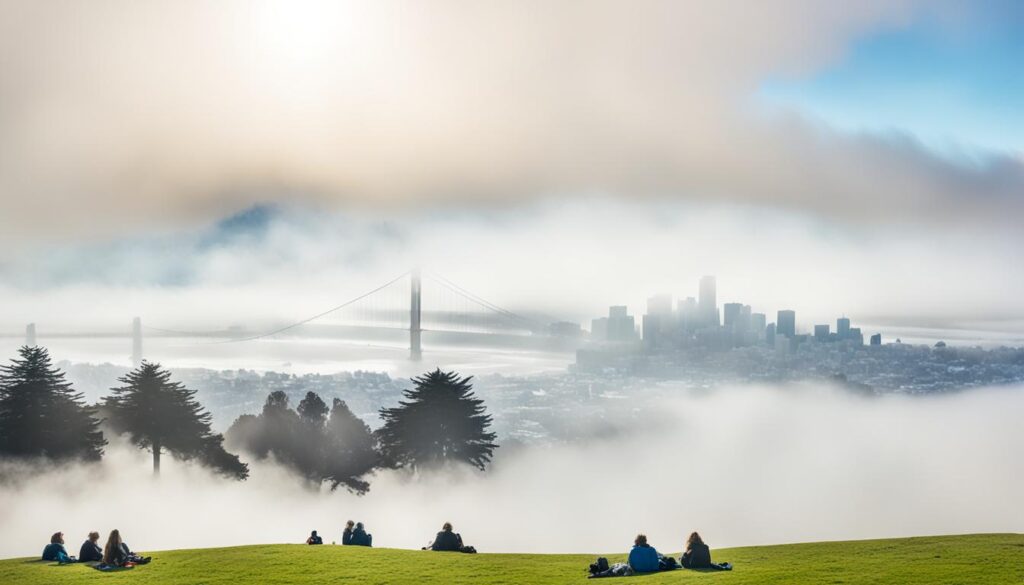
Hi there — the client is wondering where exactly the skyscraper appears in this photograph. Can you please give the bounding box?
[678,297,697,331]
[644,294,674,349]
[849,327,864,346]
[837,317,851,339]
[723,302,742,328]
[647,294,673,316]
[814,324,830,341]
[607,306,636,342]
[751,313,767,337]
[698,275,717,327]
[777,310,796,338]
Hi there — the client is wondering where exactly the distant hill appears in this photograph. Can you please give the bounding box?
[3,533,1022,584]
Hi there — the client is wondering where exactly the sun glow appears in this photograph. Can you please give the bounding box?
[251,0,350,68]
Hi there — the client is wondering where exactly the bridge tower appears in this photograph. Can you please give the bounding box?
[132,317,143,367]
[410,269,422,360]
[25,323,36,347]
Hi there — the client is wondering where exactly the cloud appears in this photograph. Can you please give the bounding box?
[1,0,1020,247]
[2,200,1023,337]
[1,383,1022,558]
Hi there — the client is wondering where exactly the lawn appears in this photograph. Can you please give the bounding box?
[2,533,1022,584]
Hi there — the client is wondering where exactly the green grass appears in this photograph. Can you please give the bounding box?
[3,534,1022,584]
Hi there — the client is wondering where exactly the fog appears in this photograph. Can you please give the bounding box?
[2,200,1023,341]
[2,383,1021,559]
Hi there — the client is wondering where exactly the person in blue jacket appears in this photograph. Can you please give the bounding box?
[42,532,73,563]
[628,534,660,573]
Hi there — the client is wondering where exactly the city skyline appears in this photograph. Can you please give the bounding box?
[592,275,874,345]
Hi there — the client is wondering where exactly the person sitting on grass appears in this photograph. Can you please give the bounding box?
[681,531,711,568]
[103,530,129,567]
[42,532,74,563]
[342,521,355,545]
[102,529,151,567]
[306,530,323,545]
[627,534,660,573]
[680,532,731,571]
[350,522,372,547]
[79,532,103,563]
[425,522,463,552]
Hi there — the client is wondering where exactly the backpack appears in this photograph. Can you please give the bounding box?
[659,556,679,570]
[589,557,610,575]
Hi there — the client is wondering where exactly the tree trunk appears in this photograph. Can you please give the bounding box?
[152,440,161,476]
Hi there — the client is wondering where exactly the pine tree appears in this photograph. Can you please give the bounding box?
[323,398,378,493]
[377,369,497,471]
[0,346,105,461]
[104,362,248,479]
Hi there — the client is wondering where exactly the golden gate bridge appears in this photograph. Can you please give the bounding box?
[18,270,572,364]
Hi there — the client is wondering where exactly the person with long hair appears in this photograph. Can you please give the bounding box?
[681,531,712,569]
[103,529,128,566]
[102,530,151,566]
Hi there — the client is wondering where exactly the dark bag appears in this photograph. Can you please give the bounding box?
[589,557,610,575]
[659,556,679,570]
[460,546,477,554]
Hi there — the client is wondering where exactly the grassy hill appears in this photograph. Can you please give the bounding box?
[2,534,1022,584]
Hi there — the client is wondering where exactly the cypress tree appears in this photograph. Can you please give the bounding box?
[0,346,105,461]
[104,361,247,479]
[226,392,380,493]
[377,369,497,471]
[323,398,378,493]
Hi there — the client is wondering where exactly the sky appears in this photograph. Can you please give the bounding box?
[0,0,1022,337]
[759,2,1024,158]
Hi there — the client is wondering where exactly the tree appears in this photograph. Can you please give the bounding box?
[377,369,497,471]
[294,391,329,477]
[323,398,378,492]
[297,392,328,427]
[104,362,247,479]
[225,392,379,493]
[0,346,105,461]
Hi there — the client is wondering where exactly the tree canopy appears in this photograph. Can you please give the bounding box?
[377,369,497,471]
[225,391,378,493]
[0,346,105,461]
[104,361,248,479]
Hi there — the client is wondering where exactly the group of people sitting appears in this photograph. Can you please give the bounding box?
[304,522,476,553]
[41,530,151,568]
[589,531,730,578]
[306,520,373,547]
[423,522,476,553]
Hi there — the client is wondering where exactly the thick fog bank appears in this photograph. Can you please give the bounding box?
[1,383,1022,558]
